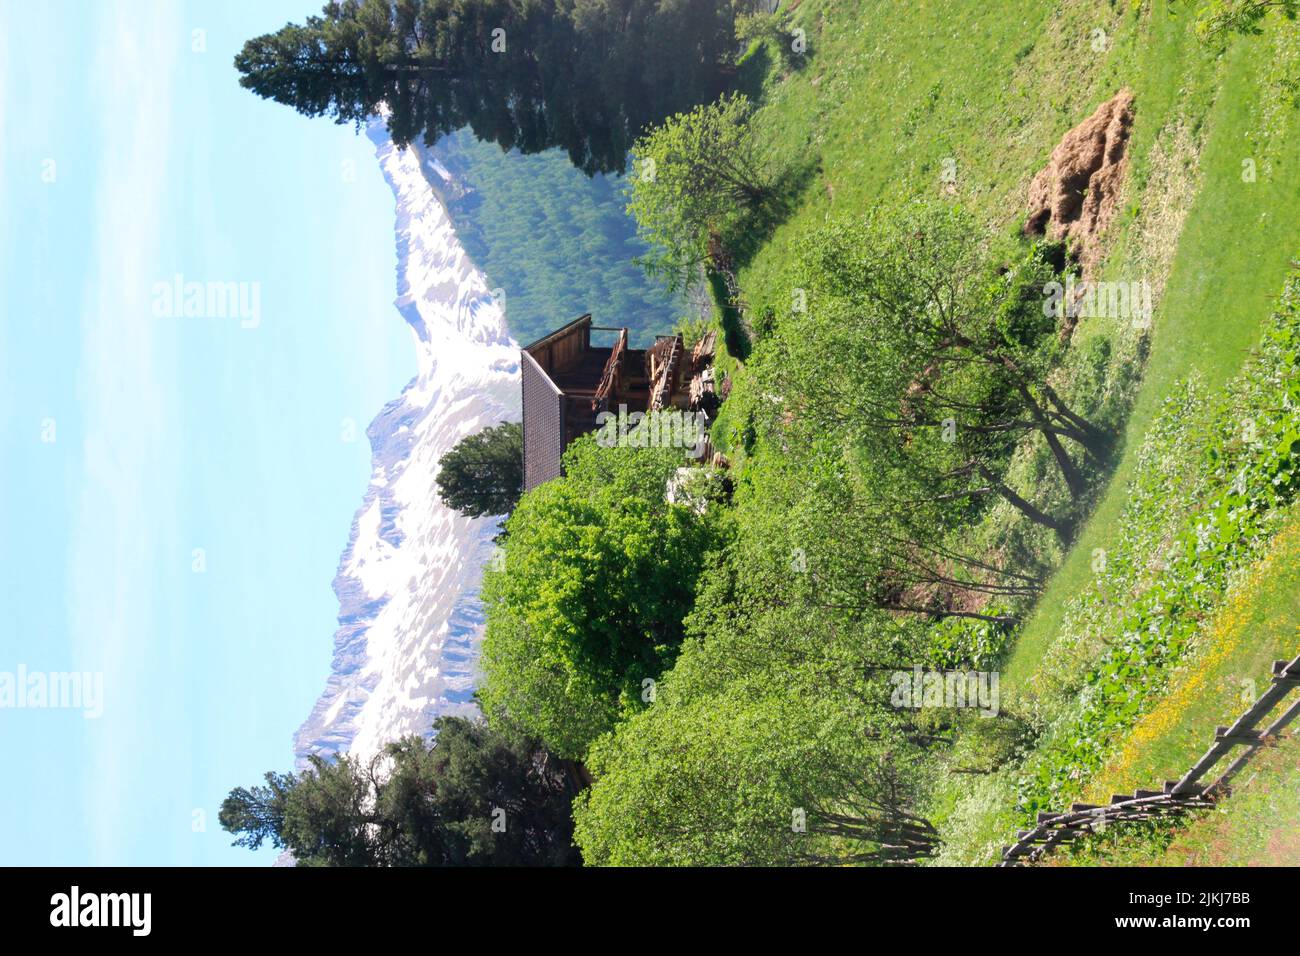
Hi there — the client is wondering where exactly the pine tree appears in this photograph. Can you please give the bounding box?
[235,0,738,175]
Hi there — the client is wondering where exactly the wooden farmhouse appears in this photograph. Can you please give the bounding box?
[520,314,717,490]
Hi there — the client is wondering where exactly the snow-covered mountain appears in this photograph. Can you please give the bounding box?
[293,122,520,766]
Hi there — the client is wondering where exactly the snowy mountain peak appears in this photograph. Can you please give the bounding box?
[293,122,519,766]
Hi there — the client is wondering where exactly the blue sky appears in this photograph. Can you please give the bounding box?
[0,1,418,864]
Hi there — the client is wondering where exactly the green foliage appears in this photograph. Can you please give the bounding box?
[566,203,1100,865]
[376,718,580,865]
[435,421,523,518]
[734,9,783,49]
[218,771,295,852]
[576,0,1300,868]
[478,431,730,758]
[678,510,930,707]
[1016,265,1300,819]
[574,680,937,865]
[224,0,1300,870]
[928,612,1013,672]
[735,8,806,71]
[476,609,621,762]
[1191,0,1298,39]
[721,204,1086,630]
[219,717,580,866]
[627,92,775,289]
[753,201,1102,545]
[276,752,378,866]
[433,129,678,347]
[235,0,739,176]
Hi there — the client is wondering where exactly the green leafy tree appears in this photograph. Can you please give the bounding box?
[574,681,938,865]
[756,202,1106,537]
[709,436,1037,629]
[235,0,739,176]
[478,429,730,758]
[475,608,622,764]
[436,421,523,518]
[219,717,581,866]
[627,92,774,288]
[1190,0,1297,38]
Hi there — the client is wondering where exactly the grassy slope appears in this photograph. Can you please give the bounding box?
[1005,32,1300,693]
[726,0,1300,864]
[1087,512,1300,802]
[982,17,1300,866]
[1161,732,1300,866]
[1045,509,1300,865]
[1074,732,1300,865]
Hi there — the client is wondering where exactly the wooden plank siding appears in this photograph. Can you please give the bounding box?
[521,315,701,492]
[521,350,565,491]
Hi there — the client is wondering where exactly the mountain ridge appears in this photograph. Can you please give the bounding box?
[293,121,520,766]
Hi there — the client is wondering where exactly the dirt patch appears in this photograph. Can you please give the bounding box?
[1024,89,1136,275]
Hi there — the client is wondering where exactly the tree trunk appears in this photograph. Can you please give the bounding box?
[1043,428,1086,499]
[1040,381,1109,456]
[975,464,1071,537]
[876,600,1019,626]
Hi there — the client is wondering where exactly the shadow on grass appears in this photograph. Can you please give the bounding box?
[707,268,752,361]
[707,154,822,360]
[734,42,772,103]
[734,28,814,107]
[725,155,822,270]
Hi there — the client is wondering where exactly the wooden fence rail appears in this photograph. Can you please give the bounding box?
[998,651,1300,866]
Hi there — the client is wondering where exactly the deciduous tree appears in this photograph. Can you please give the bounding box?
[575,682,938,865]
[478,430,729,757]
[627,92,774,288]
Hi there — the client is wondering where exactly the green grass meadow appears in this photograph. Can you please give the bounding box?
[721,0,1300,865]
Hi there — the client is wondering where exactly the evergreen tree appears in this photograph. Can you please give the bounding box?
[436,421,523,519]
[219,717,581,866]
[235,0,739,175]
[218,771,296,852]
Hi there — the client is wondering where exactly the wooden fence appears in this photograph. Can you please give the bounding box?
[999,651,1300,866]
